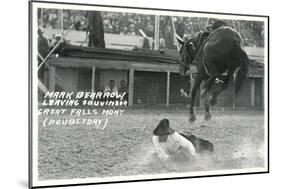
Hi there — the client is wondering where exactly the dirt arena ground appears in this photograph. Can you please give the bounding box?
[38,108,266,180]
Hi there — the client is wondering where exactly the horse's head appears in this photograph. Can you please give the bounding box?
[177,31,210,77]
[177,38,196,77]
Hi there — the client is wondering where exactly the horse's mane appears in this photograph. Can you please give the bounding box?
[192,31,210,49]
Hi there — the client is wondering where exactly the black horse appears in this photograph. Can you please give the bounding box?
[178,26,249,123]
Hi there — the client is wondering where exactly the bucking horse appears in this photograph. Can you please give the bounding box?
[177,22,250,123]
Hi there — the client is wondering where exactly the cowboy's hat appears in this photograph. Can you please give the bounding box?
[153,119,175,136]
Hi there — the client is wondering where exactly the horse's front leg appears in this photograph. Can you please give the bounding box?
[189,73,205,123]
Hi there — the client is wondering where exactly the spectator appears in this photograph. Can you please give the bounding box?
[104,80,118,93]
[38,28,49,59]
[119,80,128,93]
[159,32,166,49]
[74,21,81,30]
[120,26,128,35]
[37,28,49,83]
[49,33,61,49]
[176,17,185,38]
[146,21,154,37]
[119,80,128,102]
[49,34,68,54]
[127,24,136,35]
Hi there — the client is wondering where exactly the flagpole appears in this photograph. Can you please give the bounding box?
[171,17,181,51]
[41,8,44,26]
[154,15,160,50]
[60,9,64,34]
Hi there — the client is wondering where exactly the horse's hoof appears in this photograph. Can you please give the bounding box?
[204,112,212,121]
[189,114,196,123]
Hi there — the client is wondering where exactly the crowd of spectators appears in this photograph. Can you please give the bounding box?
[103,12,155,36]
[38,8,264,47]
[159,16,264,48]
[38,9,155,36]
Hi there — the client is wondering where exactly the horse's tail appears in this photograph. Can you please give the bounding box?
[234,46,249,96]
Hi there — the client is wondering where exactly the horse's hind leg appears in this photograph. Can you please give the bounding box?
[204,98,212,121]
[204,85,222,121]
[201,76,216,97]
[201,62,219,97]
[204,69,234,121]
[210,68,234,105]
